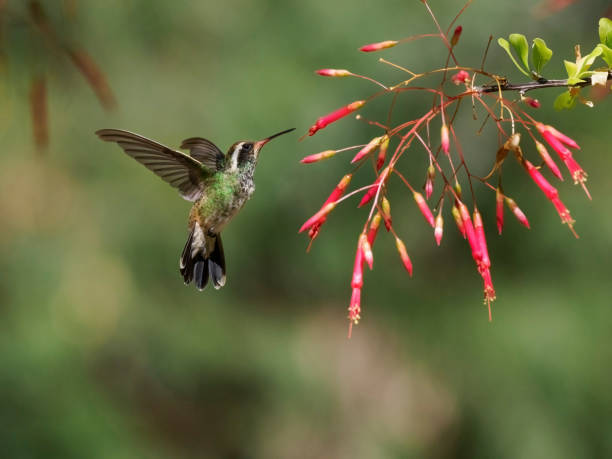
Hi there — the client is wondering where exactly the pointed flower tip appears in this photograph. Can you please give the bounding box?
[351,135,383,163]
[359,40,398,52]
[300,149,337,164]
[523,96,541,108]
[441,124,450,155]
[315,69,351,77]
[413,192,435,227]
[451,25,463,47]
[348,287,361,325]
[434,212,443,246]
[308,100,366,136]
[394,236,413,277]
[505,197,530,229]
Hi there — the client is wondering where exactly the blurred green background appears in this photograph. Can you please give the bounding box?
[1,1,611,458]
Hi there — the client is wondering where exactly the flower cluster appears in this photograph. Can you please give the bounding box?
[299,1,606,334]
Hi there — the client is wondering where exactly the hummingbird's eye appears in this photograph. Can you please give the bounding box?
[241,143,251,152]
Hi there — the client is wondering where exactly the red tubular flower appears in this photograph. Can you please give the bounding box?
[381,197,392,231]
[324,174,352,206]
[358,166,390,207]
[360,234,374,270]
[434,210,444,246]
[424,164,435,200]
[308,100,365,136]
[367,213,382,246]
[376,135,389,171]
[301,174,353,243]
[351,135,383,163]
[535,141,563,180]
[451,25,463,46]
[537,123,580,150]
[441,124,450,155]
[315,69,351,77]
[496,187,504,235]
[458,201,481,263]
[301,149,337,164]
[359,40,398,52]
[394,236,413,277]
[452,204,466,238]
[413,192,435,227]
[451,70,470,85]
[523,159,558,200]
[505,197,530,229]
[562,156,590,199]
[351,243,364,289]
[473,209,491,271]
[299,202,336,233]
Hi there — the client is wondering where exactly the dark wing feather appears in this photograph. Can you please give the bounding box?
[180,137,225,171]
[96,129,208,201]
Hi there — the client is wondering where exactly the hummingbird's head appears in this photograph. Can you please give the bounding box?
[228,128,295,171]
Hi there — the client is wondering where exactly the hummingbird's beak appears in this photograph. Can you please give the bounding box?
[254,128,295,150]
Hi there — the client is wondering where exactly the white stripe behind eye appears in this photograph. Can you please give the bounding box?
[229,142,243,171]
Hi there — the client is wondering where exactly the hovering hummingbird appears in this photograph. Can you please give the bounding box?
[96,127,295,290]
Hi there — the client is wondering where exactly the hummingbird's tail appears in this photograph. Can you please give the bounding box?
[180,224,226,290]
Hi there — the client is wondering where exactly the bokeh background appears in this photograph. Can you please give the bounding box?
[1,1,611,458]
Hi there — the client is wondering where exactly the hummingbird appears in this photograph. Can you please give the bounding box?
[96,127,295,290]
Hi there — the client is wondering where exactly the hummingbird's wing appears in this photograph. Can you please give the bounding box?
[180,137,226,171]
[96,129,208,201]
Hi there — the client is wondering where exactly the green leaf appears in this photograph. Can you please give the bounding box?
[564,60,578,79]
[497,38,530,77]
[596,44,612,67]
[509,34,530,72]
[599,18,612,48]
[532,38,553,75]
[554,91,577,110]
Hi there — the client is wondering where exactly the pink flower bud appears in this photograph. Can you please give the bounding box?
[413,192,435,227]
[359,40,398,52]
[451,25,463,46]
[299,202,336,233]
[301,149,337,164]
[452,204,466,238]
[367,213,382,246]
[441,124,450,155]
[523,97,541,108]
[375,135,389,171]
[424,164,435,200]
[394,236,413,277]
[434,210,444,246]
[315,69,351,77]
[358,167,390,207]
[451,70,470,85]
[348,287,361,324]
[381,197,392,231]
[351,135,383,163]
[505,197,530,229]
[308,100,366,136]
[360,234,374,270]
[473,209,490,270]
[496,187,504,235]
[535,141,563,180]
